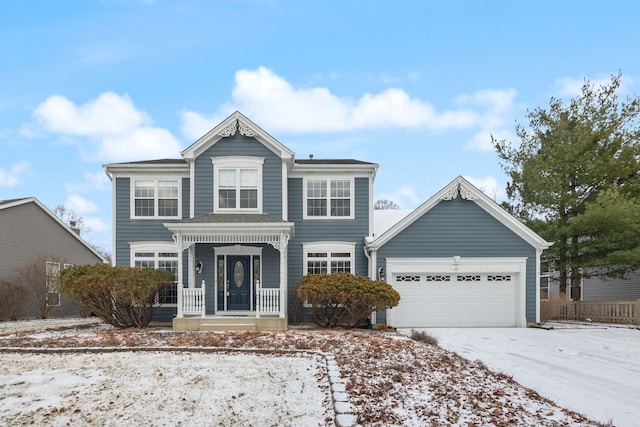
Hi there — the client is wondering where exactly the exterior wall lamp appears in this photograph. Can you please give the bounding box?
[196,260,203,274]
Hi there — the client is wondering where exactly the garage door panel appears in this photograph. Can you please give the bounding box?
[389,272,517,328]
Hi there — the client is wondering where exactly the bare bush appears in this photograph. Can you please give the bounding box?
[410,329,439,346]
[0,279,31,320]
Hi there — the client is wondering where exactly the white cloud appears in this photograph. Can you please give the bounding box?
[67,172,110,193]
[65,194,98,214]
[34,92,182,162]
[180,66,480,138]
[376,185,422,209]
[464,129,515,152]
[84,216,109,233]
[554,74,627,97]
[463,175,505,202]
[0,161,30,187]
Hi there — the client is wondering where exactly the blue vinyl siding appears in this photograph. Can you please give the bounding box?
[114,177,188,267]
[193,133,283,218]
[376,196,538,323]
[286,176,371,319]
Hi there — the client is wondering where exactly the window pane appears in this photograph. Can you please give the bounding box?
[134,180,155,197]
[331,260,351,273]
[240,189,257,208]
[219,189,236,208]
[240,169,257,187]
[307,180,326,197]
[307,199,327,216]
[330,199,350,216]
[219,169,236,187]
[135,260,154,269]
[331,180,350,198]
[158,199,178,216]
[307,252,327,258]
[307,260,327,275]
[331,253,351,258]
[157,180,178,197]
[135,199,155,216]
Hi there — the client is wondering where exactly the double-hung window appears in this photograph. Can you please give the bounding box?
[45,261,61,306]
[303,242,355,275]
[213,157,263,213]
[304,178,353,219]
[131,244,179,305]
[132,178,180,219]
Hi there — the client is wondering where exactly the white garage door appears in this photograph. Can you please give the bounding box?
[389,272,516,327]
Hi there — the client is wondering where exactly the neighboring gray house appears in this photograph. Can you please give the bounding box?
[104,111,551,331]
[0,197,107,319]
[542,269,640,302]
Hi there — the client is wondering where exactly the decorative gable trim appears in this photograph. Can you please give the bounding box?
[181,111,294,161]
[366,176,552,250]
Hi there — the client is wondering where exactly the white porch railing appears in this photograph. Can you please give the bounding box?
[181,281,206,317]
[256,280,280,317]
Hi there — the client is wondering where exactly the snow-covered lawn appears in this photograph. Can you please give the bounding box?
[406,323,640,427]
[0,319,609,426]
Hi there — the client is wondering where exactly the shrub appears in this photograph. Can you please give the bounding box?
[59,264,175,328]
[0,279,31,321]
[410,329,438,346]
[297,272,400,328]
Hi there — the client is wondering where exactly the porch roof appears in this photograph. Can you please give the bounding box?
[163,213,294,250]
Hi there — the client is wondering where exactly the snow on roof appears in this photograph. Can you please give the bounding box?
[372,209,413,238]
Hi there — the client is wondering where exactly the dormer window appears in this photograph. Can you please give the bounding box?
[213,157,264,213]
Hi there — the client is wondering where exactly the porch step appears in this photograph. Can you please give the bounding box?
[200,323,257,332]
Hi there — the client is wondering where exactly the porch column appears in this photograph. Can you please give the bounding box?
[188,244,195,289]
[176,233,184,318]
[278,232,288,319]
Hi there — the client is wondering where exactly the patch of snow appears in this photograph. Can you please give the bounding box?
[404,324,640,426]
[0,351,333,426]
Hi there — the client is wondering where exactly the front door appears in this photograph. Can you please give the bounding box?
[227,256,251,310]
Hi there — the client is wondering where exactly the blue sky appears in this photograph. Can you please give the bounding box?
[1,0,639,254]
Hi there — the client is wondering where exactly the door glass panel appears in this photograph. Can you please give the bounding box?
[233,260,245,288]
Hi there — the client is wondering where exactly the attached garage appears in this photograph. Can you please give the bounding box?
[385,257,527,327]
[365,177,552,328]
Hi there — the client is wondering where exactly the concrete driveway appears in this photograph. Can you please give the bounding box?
[400,323,640,427]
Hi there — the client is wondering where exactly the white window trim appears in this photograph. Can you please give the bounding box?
[302,241,355,275]
[46,261,61,307]
[303,177,355,220]
[212,156,264,214]
[130,242,179,306]
[130,177,182,220]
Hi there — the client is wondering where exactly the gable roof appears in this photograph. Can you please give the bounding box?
[181,111,295,161]
[0,197,108,262]
[365,176,552,250]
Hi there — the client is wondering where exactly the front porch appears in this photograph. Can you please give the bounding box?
[164,213,295,332]
[172,281,287,331]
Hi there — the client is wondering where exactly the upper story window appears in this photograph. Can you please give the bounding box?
[304,178,353,219]
[213,156,264,213]
[131,178,180,219]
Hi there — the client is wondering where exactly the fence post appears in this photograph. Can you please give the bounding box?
[635,299,640,326]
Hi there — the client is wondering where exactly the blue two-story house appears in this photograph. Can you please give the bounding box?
[104,111,550,331]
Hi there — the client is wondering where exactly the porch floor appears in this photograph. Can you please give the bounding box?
[173,315,287,332]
